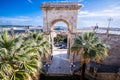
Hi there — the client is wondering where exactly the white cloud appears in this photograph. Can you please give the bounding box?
[78,6,120,28]
[0,16,43,26]
[79,6,120,17]
[78,0,84,2]
[27,0,33,4]
[59,0,84,2]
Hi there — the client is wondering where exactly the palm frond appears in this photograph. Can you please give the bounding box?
[71,32,108,63]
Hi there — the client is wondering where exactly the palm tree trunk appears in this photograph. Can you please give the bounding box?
[81,62,86,80]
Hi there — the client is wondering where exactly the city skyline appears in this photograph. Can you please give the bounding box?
[0,0,120,28]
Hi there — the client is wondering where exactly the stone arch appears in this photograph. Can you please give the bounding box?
[50,19,70,31]
[50,19,72,57]
[40,2,82,62]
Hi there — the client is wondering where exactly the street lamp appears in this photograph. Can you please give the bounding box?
[43,63,50,74]
[106,17,113,37]
[70,62,76,74]
[11,27,14,38]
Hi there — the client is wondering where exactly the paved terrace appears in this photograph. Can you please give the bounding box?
[48,49,71,75]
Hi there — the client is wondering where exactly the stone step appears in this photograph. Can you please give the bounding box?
[47,73,71,76]
[40,74,82,80]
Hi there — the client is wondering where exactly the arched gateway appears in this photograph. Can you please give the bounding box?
[40,2,81,62]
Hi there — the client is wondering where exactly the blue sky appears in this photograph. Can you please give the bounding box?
[0,0,120,28]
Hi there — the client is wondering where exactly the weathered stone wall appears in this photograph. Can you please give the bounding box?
[41,2,81,33]
[42,9,78,33]
[69,34,80,63]
[96,73,117,80]
[72,33,120,66]
[96,34,120,66]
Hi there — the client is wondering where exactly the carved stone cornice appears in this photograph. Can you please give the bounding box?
[40,2,82,10]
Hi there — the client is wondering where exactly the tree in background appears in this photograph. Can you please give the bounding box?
[54,34,67,45]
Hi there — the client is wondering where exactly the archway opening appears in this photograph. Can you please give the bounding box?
[53,22,68,51]
[52,21,68,56]
[49,21,71,74]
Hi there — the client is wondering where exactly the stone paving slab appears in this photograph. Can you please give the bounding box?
[48,50,71,74]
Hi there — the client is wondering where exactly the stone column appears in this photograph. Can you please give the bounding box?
[50,30,54,55]
[67,31,71,59]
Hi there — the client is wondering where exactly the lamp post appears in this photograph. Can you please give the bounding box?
[70,62,76,74]
[106,17,113,37]
[11,27,14,38]
[43,63,50,74]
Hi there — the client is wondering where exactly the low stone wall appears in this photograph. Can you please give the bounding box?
[96,34,120,66]
[73,33,120,66]
[96,73,117,80]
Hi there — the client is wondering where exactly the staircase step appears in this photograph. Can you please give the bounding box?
[47,73,72,76]
[40,74,81,80]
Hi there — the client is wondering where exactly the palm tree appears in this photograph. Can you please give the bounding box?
[0,31,49,80]
[24,32,50,62]
[71,32,107,80]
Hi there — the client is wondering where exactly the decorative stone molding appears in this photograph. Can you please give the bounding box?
[41,2,82,10]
